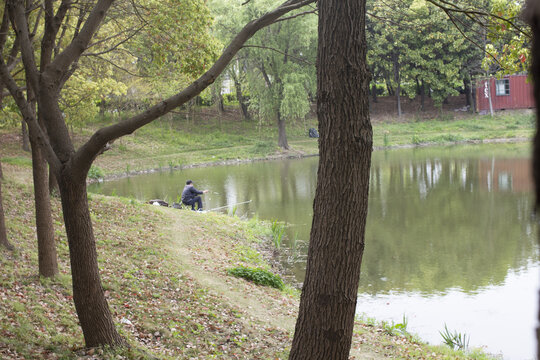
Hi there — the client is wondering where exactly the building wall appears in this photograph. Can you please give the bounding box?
[476,75,535,112]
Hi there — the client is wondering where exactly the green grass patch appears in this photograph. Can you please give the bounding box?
[228,266,284,290]
[1,156,32,167]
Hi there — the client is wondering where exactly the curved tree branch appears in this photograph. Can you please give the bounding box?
[74,0,316,171]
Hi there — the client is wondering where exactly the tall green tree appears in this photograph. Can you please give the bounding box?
[367,0,485,114]
[210,0,316,148]
[289,0,372,358]
[245,1,316,148]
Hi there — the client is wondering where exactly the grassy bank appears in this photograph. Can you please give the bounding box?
[1,164,495,359]
[2,108,532,178]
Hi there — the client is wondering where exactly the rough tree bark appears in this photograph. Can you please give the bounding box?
[58,175,124,346]
[1,0,315,348]
[289,0,371,359]
[0,161,14,251]
[525,0,540,357]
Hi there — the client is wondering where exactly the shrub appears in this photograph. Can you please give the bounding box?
[88,166,105,180]
[227,266,284,290]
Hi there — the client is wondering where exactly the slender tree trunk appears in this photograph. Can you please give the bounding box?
[234,77,250,121]
[464,76,472,107]
[420,79,425,111]
[0,161,14,251]
[289,0,371,358]
[29,129,58,277]
[525,2,540,357]
[211,81,225,114]
[384,72,394,96]
[470,78,477,113]
[371,82,377,103]
[393,54,401,117]
[58,174,125,347]
[487,77,494,117]
[277,112,289,150]
[21,120,30,152]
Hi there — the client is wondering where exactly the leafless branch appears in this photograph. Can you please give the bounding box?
[84,26,144,56]
[425,0,530,39]
[86,54,146,77]
[273,9,317,23]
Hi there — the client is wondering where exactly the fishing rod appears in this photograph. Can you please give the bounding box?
[206,200,252,212]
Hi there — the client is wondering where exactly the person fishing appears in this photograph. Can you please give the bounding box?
[181,180,209,211]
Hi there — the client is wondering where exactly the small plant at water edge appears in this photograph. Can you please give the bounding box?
[382,315,409,337]
[271,219,286,249]
[227,266,284,290]
[88,165,104,180]
[440,324,469,350]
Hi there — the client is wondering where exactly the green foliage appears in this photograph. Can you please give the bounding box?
[88,166,105,180]
[483,0,529,76]
[127,0,221,100]
[271,219,286,249]
[209,0,316,146]
[440,324,470,350]
[367,0,483,106]
[227,266,284,290]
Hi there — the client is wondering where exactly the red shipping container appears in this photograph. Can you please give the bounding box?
[475,74,535,112]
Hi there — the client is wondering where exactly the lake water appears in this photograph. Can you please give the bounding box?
[89,143,539,359]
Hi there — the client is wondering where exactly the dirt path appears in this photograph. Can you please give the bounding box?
[162,208,390,359]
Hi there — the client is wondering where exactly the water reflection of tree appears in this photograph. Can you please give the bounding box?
[89,149,537,295]
[362,157,537,295]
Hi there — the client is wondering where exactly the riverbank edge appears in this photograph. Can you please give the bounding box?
[0,167,496,360]
[87,136,532,185]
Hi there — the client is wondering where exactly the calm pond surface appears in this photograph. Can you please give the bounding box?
[89,143,539,359]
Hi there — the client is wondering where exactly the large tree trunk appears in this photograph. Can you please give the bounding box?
[289,0,371,359]
[29,129,58,277]
[58,174,125,347]
[526,1,540,357]
[0,161,14,251]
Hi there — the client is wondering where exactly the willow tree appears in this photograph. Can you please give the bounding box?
[289,0,372,358]
[0,0,314,348]
[210,0,316,148]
